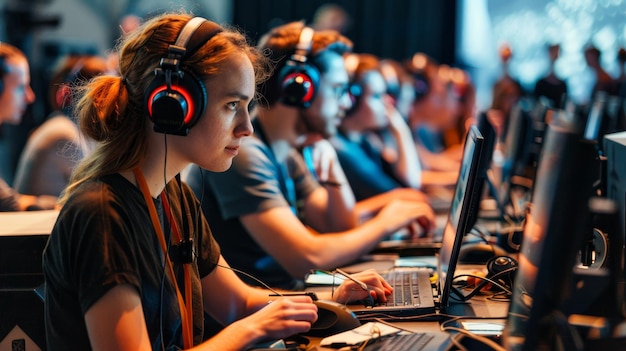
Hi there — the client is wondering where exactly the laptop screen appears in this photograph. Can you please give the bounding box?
[437,125,484,308]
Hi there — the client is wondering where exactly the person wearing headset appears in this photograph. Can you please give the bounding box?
[13,54,109,198]
[42,13,387,351]
[330,53,425,201]
[185,21,434,292]
[0,42,57,211]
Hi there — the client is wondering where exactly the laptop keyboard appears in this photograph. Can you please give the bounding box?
[381,269,424,307]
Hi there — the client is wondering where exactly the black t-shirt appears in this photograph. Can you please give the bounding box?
[43,173,220,350]
[534,77,567,108]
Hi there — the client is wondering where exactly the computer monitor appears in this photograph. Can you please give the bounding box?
[583,92,607,143]
[604,131,626,243]
[438,125,485,308]
[468,113,496,229]
[502,120,599,350]
[500,101,532,187]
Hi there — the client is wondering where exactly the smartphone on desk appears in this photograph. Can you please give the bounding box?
[456,317,506,336]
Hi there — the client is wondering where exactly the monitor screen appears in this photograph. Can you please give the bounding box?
[468,113,497,228]
[438,125,485,308]
[583,93,607,143]
[503,121,599,350]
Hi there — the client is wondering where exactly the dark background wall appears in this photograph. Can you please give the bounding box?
[232,0,457,65]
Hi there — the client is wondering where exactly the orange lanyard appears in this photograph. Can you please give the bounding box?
[133,167,193,349]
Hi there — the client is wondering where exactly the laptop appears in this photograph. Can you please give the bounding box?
[373,118,495,258]
[348,125,486,318]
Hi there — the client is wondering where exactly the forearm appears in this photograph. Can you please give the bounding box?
[388,125,422,188]
[305,217,393,270]
[319,181,357,231]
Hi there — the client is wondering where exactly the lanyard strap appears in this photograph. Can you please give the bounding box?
[161,191,194,342]
[133,167,193,348]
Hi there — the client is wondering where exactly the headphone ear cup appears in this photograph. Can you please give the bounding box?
[0,58,4,95]
[413,72,430,101]
[55,83,72,110]
[278,63,320,109]
[145,69,207,135]
[345,82,362,116]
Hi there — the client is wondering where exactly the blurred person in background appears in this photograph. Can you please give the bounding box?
[533,43,567,109]
[332,53,426,200]
[0,42,57,211]
[13,54,109,197]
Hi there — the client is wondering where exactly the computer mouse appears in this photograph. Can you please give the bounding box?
[458,242,508,264]
[301,300,361,337]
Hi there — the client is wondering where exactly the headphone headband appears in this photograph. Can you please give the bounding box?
[292,26,314,63]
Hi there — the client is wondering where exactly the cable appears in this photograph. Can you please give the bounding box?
[216,263,283,296]
[450,269,515,301]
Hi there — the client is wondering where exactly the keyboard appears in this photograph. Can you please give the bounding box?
[349,267,436,317]
[381,268,425,307]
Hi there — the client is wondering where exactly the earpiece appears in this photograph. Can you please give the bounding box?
[345,82,362,116]
[145,17,223,135]
[54,57,86,110]
[277,26,320,109]
[0,55,7,95]
[413,71,430,101]
[344,53,361,116]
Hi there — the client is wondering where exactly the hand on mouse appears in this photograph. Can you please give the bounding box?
[236,295,318,343]
[328,269,393,305]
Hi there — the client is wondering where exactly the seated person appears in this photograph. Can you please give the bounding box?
[185,21,435,290]
[0,42,57,211]
[330,53,423,201]
[404,53,467,175]
[42,14,390,350]
[13,54,109,197]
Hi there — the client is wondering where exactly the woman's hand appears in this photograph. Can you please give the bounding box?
[236,295,318,342]
[331,269,393,305]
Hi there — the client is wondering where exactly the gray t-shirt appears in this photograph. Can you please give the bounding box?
[186,134,319,289]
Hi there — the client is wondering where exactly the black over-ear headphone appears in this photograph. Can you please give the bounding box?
[277,26,320,109]
[145,17,222,135]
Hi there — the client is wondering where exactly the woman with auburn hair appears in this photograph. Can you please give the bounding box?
[43,12,382,350]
